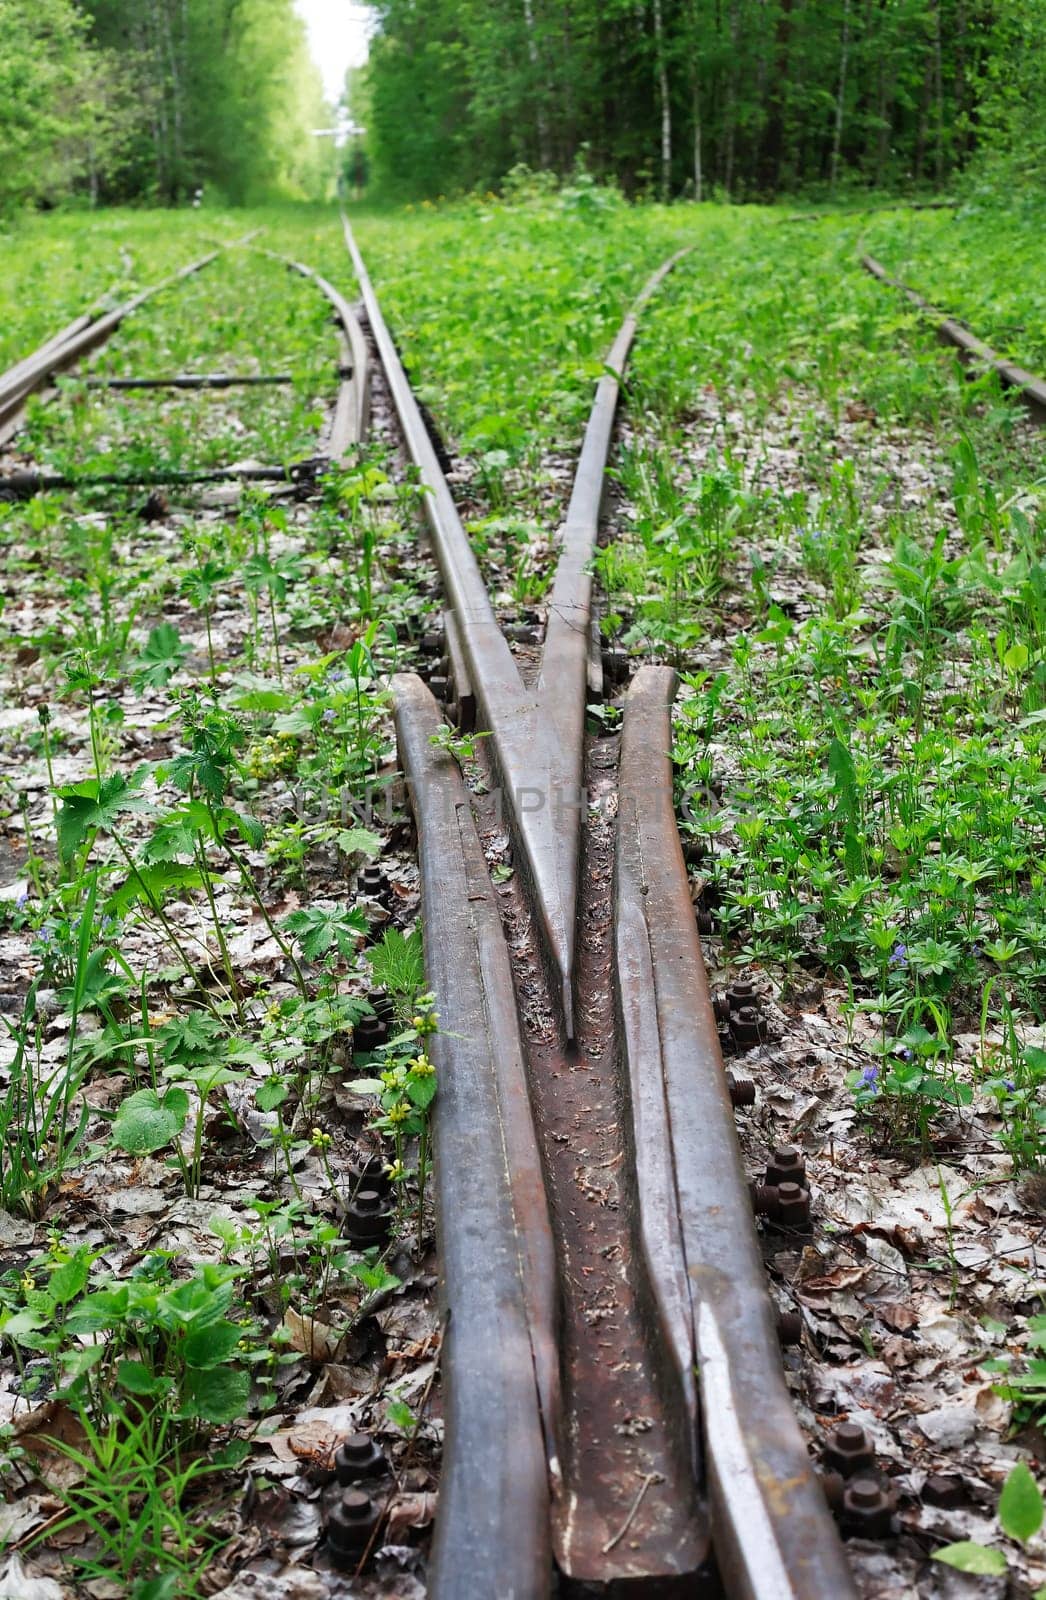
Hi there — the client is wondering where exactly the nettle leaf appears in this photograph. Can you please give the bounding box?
[931,1541,1007,1576]
[999,1461,1044,1543]
[406,1075,437,1111]
[49,1250,92,1305]
[282,902,369,960]
[180,1363,250,1424]
[112,1086,189,1155]
[133,623,191,688]
[256,1077,289,1112]
[56,766,153,862]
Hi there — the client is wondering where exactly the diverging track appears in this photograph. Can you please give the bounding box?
[346,216,859,1597]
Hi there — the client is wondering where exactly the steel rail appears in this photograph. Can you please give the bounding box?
[252,248,370,462]
[615,669,859,1600]
[392,673,559,1600]
[862,253,1046,419]
[0,247,226,434]
[366,228,856,1593]
[343,212,687,1040]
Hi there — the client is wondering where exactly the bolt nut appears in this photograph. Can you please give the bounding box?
[725,1071,755,1108]
[823,1423,874,1478]
[428,673,449,703]
[420,629,443,655]
[335,1433,387,1484]
[342,1188,392,1245]
[353,1016,389,1053]
[696,910,715,935]
[326,1488,380,1564]
[752,1181,811,1228]
[842,1475,895,1538]
[713,993,732,1024]
[358,865,386,897]
[727,978,757,1009]
[732,1004,765,1046]
[766,1145,806,1187]
[922,1473,964,1508]
[821,1470,846,1513]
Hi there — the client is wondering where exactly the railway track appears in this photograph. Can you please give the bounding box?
[0,221,863,1594]
[862,254,1046,420]
[0,233,371,489]
[342,217,860,1597]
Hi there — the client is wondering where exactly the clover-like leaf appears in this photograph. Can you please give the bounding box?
[112,1086,189,1156]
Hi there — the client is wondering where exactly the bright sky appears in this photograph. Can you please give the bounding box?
[294,0,374,105]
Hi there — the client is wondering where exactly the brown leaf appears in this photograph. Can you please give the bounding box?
[876,1302,918,1334]
[384,1492,438,1540]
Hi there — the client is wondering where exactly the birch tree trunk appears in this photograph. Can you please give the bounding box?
[652,0,673,199]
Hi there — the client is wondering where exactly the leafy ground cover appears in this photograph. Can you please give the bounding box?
[0,209,448,1597]
[0,191,1043,1597]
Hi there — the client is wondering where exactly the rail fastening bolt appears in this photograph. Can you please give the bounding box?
[823,1422,874,1478]
[775,1180,812,1229]
[766,1145,806,1187]
[731,1004,764,1046]
[842,1475,895,1537]
[358,864,387,899]
[725,1071,756,1108]
[428,673,449,704]
[353,1015,389,1053]
[326,1488,380,1566]
[713,993,732,1025]
[696,910,715,935]
[727,978,757,1010]
[335,1433,387,1484]
[342,1188,392,1246]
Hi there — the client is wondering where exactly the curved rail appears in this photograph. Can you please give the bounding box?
[862,254,1046,420]
[0,234,368,490]
[0,245,228,442]
[352,215,858,1596]
[256,247,370,462]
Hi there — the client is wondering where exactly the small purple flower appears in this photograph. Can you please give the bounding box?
[327,670,345,684]
[1005,1079,1016,1092]
[889,941,908,968]
[38,927,51,944]
[16,891,29,909]
[858,1064,880,1092]
[322,708,335,725]
[901,1047,913,1061]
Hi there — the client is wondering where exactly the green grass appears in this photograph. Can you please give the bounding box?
[861,195,1046,372]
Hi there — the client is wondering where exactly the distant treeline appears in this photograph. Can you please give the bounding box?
[0,0,333,211]
[363,0,1046,199]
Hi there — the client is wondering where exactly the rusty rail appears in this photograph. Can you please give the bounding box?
[348,214,858,1596]
[0,235,369,491]
[862,254,1046,420]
